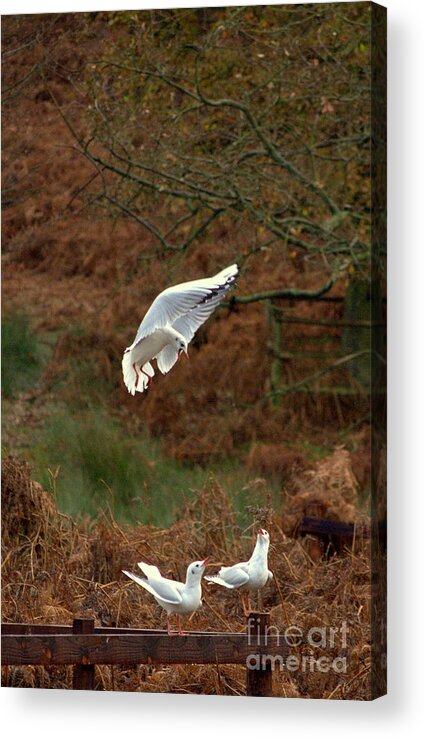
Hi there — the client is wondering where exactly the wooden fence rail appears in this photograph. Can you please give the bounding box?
[2,613,287,697]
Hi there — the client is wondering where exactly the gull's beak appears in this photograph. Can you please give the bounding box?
[201,557,209,567]
[184,348,189,360]
[259,528,264,536]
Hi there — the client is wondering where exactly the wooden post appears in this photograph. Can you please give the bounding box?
[72,617,95,691]
[246,612,273,697]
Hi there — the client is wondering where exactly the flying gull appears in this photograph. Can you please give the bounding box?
[122,264,239,395]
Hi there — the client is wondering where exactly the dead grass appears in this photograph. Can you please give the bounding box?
[282,447,367,536]
[2,453,372,698]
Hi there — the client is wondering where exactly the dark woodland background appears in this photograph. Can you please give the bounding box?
[1,4,382,697]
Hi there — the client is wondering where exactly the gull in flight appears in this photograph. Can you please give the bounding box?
[123,558,209,635]
[205,529,273,615]
[122,264,239,395]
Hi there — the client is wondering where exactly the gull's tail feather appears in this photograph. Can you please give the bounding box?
[122,569,148,588]
[122,570,164,600]
[122,350,154,395]
[122,349,136,396]
[123,569,181,605]
[204,574,235,589]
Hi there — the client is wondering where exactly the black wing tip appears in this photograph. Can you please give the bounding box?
[225,263,239,283]
[227,266,239,288]
[197,266,238,306]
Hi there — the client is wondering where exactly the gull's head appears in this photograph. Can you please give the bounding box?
[257,528,270,546]
[186,558,209,582]
[175,335,189,361]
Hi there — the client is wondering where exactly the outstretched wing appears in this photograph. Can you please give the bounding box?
[130,264,238,349]
[122,570,183,605]
[137,561,162,580]
[155,344,179,375]
[171,297,225,344]
[204,574,235,589]
[205,562,250,589]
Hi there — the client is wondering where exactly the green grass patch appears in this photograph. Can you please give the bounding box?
[1,316,281,527]
[29,408,282,527]
[1,310,46,397]
[30,409,202,525]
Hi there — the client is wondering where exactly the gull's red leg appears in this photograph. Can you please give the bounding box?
[177,616,187,636]
[140,366,153,387]
[167,615,176,636]
[132,363,139,389]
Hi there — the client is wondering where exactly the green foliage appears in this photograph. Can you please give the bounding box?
[1,311,44,397]
[30,409,280,526]
[31,409,194,524]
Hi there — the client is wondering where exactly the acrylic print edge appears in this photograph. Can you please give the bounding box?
[370,0,387,700]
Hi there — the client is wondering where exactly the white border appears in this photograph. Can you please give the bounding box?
[2,0,424,735]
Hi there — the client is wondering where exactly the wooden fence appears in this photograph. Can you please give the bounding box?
[299,514,369,555]
[2,612,288,697]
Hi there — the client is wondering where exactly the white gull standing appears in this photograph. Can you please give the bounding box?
[122,263,239,395]
[205,529,273,615]
[123,558,209,635]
